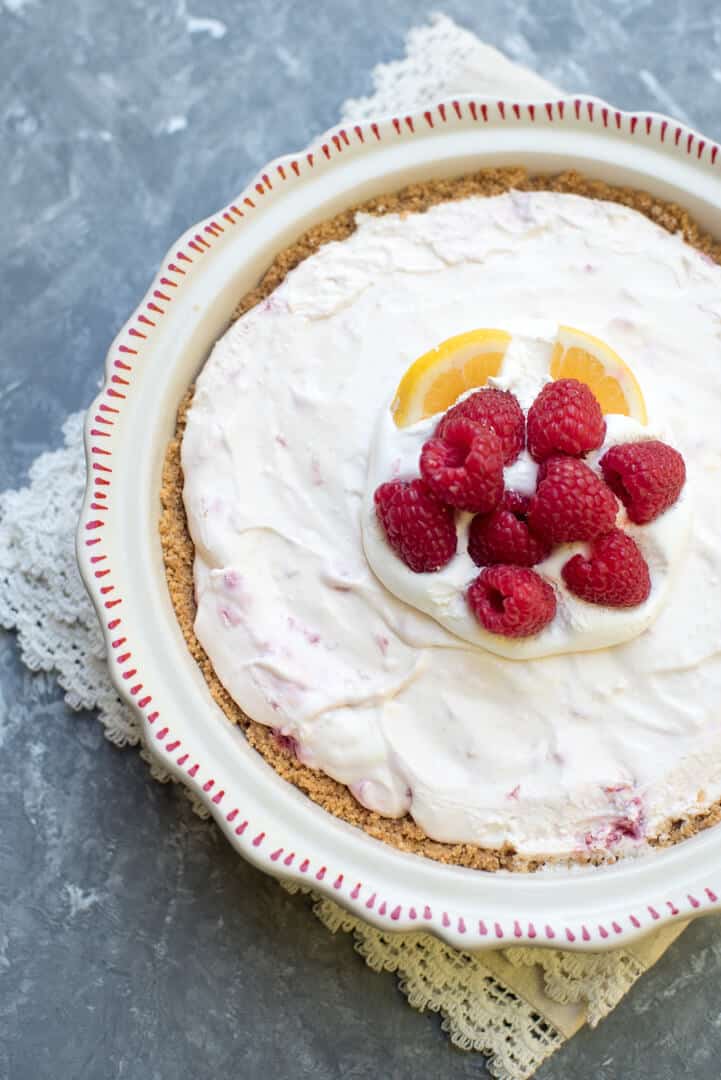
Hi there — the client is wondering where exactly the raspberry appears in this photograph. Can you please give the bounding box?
[562,528,651,607]
[500,490,530,515]
[600,440,686,525]
[526,378,606,462]
[467,565,556,637]
[468,491,551,567]
[374,479,457,573]
[528,457,618,543]
[436,388,525,464]
[535,454,568,486]
[420,417,504,513]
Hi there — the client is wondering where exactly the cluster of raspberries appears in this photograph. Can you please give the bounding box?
[374,379,686,638]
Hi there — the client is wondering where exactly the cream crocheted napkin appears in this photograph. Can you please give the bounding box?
[0,15,690,1079]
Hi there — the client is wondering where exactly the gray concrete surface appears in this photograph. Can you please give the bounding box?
[3,1,721,1077]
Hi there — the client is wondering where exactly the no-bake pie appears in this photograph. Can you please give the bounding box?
[161,168,721,871]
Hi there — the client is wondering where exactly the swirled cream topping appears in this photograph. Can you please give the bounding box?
[182,190,721,859]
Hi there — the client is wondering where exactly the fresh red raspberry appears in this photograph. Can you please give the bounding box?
[467,565,556,637]
[468,491,551,567]
[500,490,531,516]
[562,528,651,607]
[436,388,525,464]
[420,417,504,513]
[526,378,606,462]
[535,454,569,485]
[528,457,618,543]
[600,440,686,525]
[374,479,457,573]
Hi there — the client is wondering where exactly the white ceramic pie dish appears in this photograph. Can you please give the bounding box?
[78,94,721,951]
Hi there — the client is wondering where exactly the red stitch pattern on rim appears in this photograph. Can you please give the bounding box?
[78,96,721,948]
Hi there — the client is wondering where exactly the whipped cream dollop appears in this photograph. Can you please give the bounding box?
[182,191,721,859]
[362,335,692,660]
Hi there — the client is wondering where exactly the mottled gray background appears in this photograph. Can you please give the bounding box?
[3,1,721,1077]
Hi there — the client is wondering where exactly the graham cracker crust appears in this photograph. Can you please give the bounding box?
[159,167,721,871]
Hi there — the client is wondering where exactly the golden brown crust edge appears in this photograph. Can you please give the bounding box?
[159,167,721,872]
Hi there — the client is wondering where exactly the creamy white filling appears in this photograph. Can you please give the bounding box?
[362,337,692,660]
[182,190,721,858]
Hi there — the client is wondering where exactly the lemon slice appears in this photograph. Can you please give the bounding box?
[550,326,647,424]
[391,329,512,428]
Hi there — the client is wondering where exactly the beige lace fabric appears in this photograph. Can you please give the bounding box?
[0,15,692,1079]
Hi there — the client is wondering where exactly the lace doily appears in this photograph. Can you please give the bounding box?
[0,15,689,1079]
